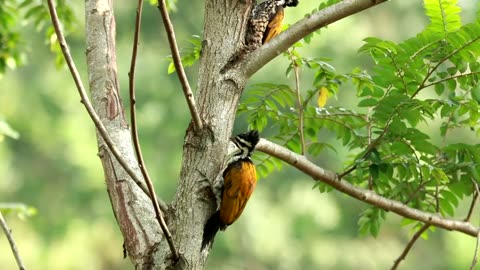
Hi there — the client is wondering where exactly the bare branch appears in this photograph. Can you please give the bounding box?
[47,0,165,207]
[48,0,182,261]
[290,50,305,155]
[469,180,480,270]
[156,0,203,131]
[244,0,388,77]
[255,138,480,237]
[464,191,478,222]
[128,0,179,262]
[0,212,26,270]
[366,108,373,190]
[391,223,430,270]
[470,231,480,270]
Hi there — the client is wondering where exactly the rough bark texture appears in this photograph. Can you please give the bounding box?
[82,0,397,268]
[170,0,253,268]
[85,0,163,268]
[85,0,252,269]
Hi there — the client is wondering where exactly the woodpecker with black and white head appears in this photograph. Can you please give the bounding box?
[202,130,260,250]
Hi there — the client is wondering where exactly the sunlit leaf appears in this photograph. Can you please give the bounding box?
[317,87,329,108]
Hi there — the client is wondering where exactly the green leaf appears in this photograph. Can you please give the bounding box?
[424,0,462,35]
[19,0,34,9]
[432,168,449,184]
[440,189,459,207]
[358,208,384,237]
[167,62,175,74]
[0,203,37,220]
[369,164,379,180]
[367,148,382,164]
[308,142,325,156]
[434,83,445,96]
[25,5,45,20]
[358,98,378,107]
[472,84,480,103]
[391,141,413,155]
[0,119,19,140]
[439,199,455,216]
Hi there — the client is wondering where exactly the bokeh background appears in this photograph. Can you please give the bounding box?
[0,1,478,269]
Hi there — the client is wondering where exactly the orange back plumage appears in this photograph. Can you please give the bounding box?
[219,158,257,226]
[262,6,285,44]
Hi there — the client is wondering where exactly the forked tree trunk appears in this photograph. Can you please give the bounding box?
[85,0,252,268]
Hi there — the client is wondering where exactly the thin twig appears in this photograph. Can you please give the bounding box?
[156,0,203,132]
[466,180,480,221]
[411,35,480,99]
[127,0,179,262]
[290,51,305,155]
[366,107,373,190]
[0,212,26,270]
[47,0,178,261]
[434,183,440,213]
[423,72,480,91]
[469,179,480,270]
[470,230,480,270]
[465,191,478,222]
[47,0,164,208]
[391,223,430,270]
[339,99,408,178]
[404,180,431,206]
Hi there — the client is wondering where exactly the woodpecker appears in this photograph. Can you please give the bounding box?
[202,130,260,250]
[221,0,299,73]
[246,0,300,50]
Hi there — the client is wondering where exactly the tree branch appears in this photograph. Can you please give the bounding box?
[469,180,480,270]
[0,212,26,270]
[128,0,179,262]
[471,231,480,270]
[156,0,203,131]
[244,0,388,78]
[465,191,478,222]
[391,223,430,270]
[255,138,480,237]
[47,0,169,209]
[290,51,305,155]
[50,0,181,264]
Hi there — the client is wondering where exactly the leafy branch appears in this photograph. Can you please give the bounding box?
[256,138,480,236]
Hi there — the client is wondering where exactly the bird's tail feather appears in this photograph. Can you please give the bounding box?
[201,211,221,250]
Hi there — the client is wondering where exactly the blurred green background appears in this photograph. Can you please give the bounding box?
[0,1,478,269]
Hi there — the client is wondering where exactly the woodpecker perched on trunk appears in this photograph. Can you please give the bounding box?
[202,130,260,250]
[246,0,300,50]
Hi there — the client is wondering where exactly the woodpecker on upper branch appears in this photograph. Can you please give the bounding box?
[202,130,260,250]
[246,0,300,50]
[221,0,299,73]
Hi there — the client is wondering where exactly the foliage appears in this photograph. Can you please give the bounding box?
[0,0,478,269]
[150,0,178,12]
[167,35,202,74]
[239,0,480,237]
[0,118,19,141]
[0,0,76,77]
[0,203,36,220]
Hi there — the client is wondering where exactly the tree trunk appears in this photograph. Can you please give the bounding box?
[170,0,253,267]
[85,0,253,269]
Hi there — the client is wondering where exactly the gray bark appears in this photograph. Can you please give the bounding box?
[83,0,388,268]
[85,0,163,268]
[85,0,252,269]
[168,0,253,268]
